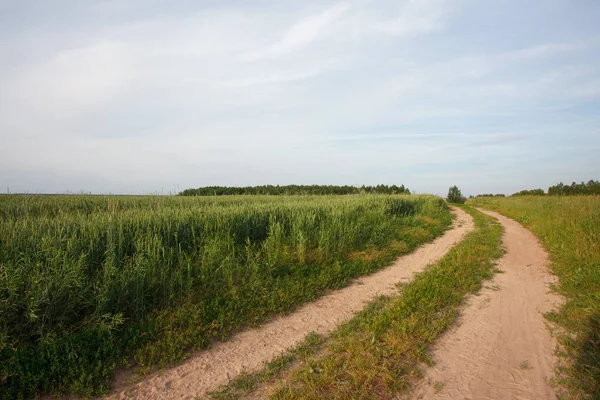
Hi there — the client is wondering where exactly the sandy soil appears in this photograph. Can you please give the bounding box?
[106,208,473,400]
[414,209,562,400]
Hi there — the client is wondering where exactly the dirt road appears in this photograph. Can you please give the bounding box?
[107,208,473,400]
[415,209,561,400]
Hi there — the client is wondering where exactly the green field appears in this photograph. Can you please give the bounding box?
[0,194,451,398]
[470,196,600,398]
[3,193,597,399]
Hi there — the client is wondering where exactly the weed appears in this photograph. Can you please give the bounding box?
[487,284,501,291]
[520,360,532,370]
[433,381,445,393]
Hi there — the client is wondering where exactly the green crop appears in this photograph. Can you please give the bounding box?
[0,194,450,399]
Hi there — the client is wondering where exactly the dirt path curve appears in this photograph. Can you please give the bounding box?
[107,208,473,400]
[415,209,562,400]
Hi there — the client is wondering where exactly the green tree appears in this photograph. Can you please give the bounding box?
[447,185,466,204]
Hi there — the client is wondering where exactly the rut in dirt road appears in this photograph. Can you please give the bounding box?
[415,209,562,400]
[107,208,473,400]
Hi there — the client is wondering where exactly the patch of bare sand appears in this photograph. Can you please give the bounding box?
[106,208,473,400]
[414,209,562,400]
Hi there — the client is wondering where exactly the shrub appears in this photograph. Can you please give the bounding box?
[447,186,466,204]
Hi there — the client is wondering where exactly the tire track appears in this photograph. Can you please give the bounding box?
[415,209,562,400]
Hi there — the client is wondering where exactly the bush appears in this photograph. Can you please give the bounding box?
[447,185,466,204]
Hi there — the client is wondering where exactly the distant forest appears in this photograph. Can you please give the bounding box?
[513,180,600,196]
[474,193,507,198]
[179,184,411,196]
[547,180,600,195]
[475,180,600,197]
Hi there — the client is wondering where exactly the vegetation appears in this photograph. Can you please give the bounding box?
[474,193,506,198]
[548,180,600,196]
[0,194,450,399]
[511,179,600,197]
[207,332,327,400]
[179,184,411,196]
[470,196,600,398]
[210,206,503,399]
[270,206,502,399]
[511,188,546,196]
[446,185,466,204]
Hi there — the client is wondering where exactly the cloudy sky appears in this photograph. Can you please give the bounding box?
[1,0,599,196]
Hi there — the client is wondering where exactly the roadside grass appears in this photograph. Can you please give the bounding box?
[209,206,503,399]
[207,332,328,400]
[0,195,452,399]
[207,297,396,400]
[470,196,600,399]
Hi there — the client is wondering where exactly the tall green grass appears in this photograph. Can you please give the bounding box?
[0,194,451,398]
[470,196,600,399]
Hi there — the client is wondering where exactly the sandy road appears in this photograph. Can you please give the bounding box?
[415,209,562,400]
[107,208,473,400]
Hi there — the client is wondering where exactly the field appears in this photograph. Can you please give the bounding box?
[469,196,600,398]
[2,193,597,399]
[0,194,451,398]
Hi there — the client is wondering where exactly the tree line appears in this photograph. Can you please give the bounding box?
[511,180,600,196]
[547,180,600,195]
[473,193,507,198]
[512,189,545,196]
[179,184,411,196]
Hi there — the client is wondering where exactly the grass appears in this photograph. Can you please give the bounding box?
[209,205,504,399]
[208,297,395,400]
[433,380,445,393]
[207,332,327,400]
[470,195,600,399]
[520,360,532,370]
[0,194,451,399]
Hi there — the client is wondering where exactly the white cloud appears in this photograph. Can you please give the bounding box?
[377,0,449,36]
[1,40,135,140]
[224,59,340,87]
[241,3,351,61]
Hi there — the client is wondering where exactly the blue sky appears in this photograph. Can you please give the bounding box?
[1,0,599,196]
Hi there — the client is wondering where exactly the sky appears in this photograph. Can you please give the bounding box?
[1,0,599,196]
